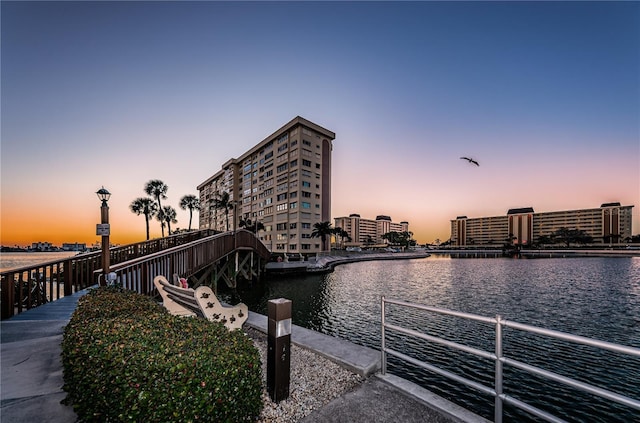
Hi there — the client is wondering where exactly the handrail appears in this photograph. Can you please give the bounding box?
[1,230,219,319]
[107,230,271,295]
[381,296,640,423]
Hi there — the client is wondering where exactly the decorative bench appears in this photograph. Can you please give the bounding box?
[153,275,248,330]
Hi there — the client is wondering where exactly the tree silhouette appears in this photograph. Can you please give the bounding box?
[381,231,412,249]
[311,221,333,251]
[210,191,234,231]
[552,227,592,247]
[332,227,350,249]
[179,194,200,231]
[158,206,178,236]
[130,197,158,240]
[144,180,168,235]
[239,217,265,234]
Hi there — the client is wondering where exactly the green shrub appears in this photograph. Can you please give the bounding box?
[62,287,262,422]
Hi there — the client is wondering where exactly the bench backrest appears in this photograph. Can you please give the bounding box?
[153,275,248,330]
[154,275,203,318]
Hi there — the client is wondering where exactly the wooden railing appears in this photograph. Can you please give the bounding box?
[1,230,219,319]
[109,230,271,296]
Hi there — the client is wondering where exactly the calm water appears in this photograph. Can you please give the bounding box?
[0,251,78,273]
[223,256,640,422]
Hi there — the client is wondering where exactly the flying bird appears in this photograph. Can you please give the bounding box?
[460,157,479,166]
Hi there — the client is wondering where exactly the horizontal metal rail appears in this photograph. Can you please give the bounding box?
[381,296,640,423]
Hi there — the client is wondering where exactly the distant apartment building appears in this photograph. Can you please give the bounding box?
[197,116,335,253]
[334,214,409,246]
[451,202,634,246]
[29,242,55,251]
[62,242,87,252]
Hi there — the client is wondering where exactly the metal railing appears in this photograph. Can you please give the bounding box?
[380,297,640,423]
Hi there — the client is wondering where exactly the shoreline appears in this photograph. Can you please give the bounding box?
[264,247,640,275]
[265,251,431,275]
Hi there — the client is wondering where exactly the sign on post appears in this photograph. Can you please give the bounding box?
[96,224,110,236]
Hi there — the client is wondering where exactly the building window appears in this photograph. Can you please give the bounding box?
[302,159,311,167]
[302,202,311,209]
[290,223,297,229]
[290,201,297,209]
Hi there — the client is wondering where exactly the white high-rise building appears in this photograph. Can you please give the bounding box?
[198,117,335,253]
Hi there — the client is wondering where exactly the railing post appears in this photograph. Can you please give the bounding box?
[1,274,14,319]
[495,314,503,423]
[63,259,72,296]
[381,296,386,375]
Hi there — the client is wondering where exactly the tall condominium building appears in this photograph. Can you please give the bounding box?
[334,214,409,246]
[451,202,634,246]
[197,116,335,253]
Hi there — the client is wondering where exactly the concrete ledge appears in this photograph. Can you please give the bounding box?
[246,311,380,377]
[376,373,492,423]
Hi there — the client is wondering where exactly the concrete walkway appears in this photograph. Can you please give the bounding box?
[1,288,487,423]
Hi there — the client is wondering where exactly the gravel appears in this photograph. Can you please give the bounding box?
[245,328,364,422]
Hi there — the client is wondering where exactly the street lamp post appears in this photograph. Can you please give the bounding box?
[96,187,111,286]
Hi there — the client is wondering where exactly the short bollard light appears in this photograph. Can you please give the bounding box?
[267,298,292,402]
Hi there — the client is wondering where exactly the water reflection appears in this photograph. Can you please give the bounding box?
[222,257,640,422]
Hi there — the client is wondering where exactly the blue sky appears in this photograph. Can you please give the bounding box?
[1,1,638,245]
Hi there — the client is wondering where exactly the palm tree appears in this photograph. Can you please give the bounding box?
[239,217,265,234]
[179,194,200,231]
[145,180,169,234]
[332,227,350,249]
[157,206,178,236]
[311,221,333,251]
[129,197,158,240]
[210,191,234,231]
[144,179,168,212]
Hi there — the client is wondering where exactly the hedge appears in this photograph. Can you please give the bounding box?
[62,286,262,422]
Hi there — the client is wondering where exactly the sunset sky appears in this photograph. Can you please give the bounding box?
[1,1,638,247]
